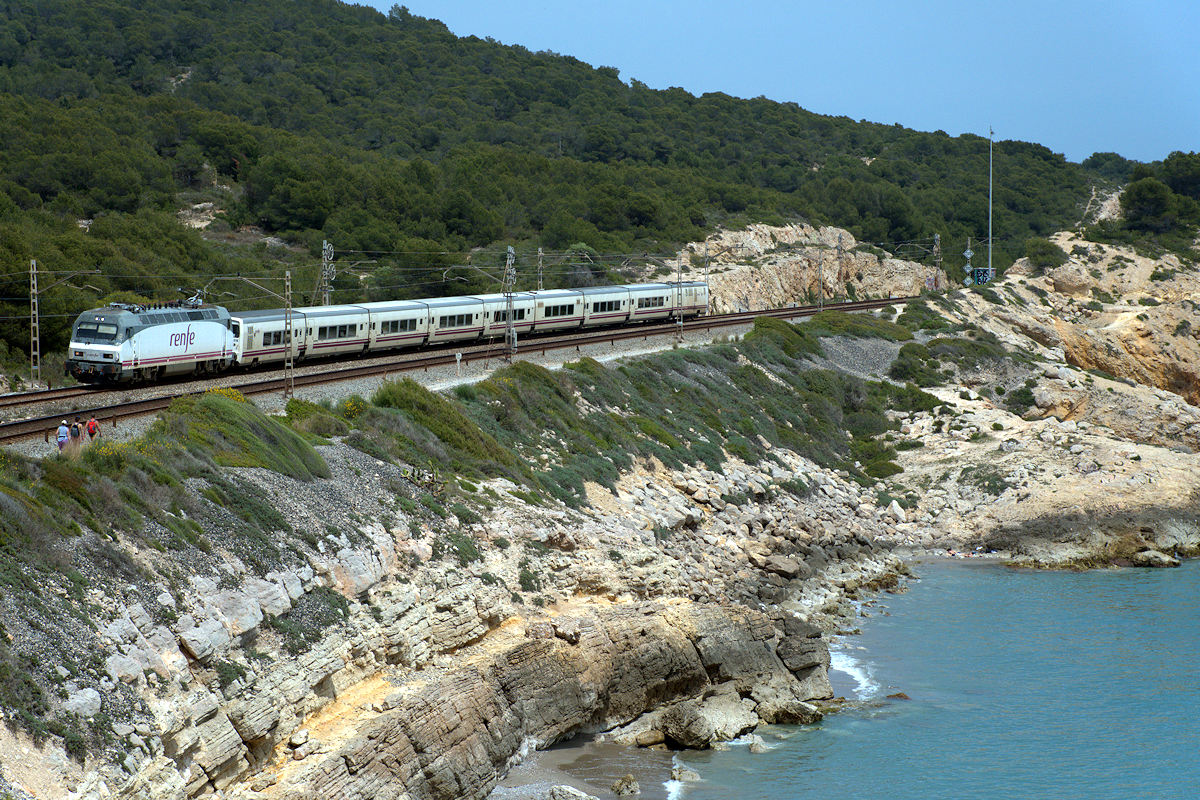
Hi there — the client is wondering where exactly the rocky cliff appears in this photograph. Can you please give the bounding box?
[666,222,948,311]
[2,223,1198,800]
[17,409,901,800]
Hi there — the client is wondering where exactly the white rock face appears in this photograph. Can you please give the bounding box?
[63,687,103,718]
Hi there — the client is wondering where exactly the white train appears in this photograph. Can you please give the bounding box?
[65,282,709,383]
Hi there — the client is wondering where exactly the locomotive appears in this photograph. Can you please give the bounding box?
[65,281,709,383]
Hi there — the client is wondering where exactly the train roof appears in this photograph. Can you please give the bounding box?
[76,305,226,326]
[421,296,486,309]
[575,285,631,296]
[354,300,430,312]
[294,304,373,320]
[526,289,583,300]
[230,304,367,323]
[466,292,537,303]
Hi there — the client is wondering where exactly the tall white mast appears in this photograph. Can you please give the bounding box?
[988,127,993,279]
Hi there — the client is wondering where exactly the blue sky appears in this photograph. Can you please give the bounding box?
[365,1,1198,163]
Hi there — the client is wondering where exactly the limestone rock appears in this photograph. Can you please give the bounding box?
[1130,549,1181,568]
[776,635,830,674]
[548,787,600,800]
[62,687,102,718]
[611,774,640,796]
[228,693,281,743]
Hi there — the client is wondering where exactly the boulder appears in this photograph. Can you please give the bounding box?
[661,693,758,748]
[776,636,829,673]
[660,701,715,748]
[548,787,600,800]
[762,555,804,579]
[62,687,102,718]
[1130,549,1181,568]
[611,774,640,796]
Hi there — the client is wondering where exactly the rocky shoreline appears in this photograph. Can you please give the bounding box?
[2,223,1196,800]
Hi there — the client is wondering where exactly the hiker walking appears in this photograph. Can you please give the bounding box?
[86,415,100,442]
[56,420,69,453]
[69,416,83,454]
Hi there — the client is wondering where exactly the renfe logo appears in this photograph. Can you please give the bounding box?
[169,325,196,352]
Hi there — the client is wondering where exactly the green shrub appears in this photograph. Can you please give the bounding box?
[742,317,823,358]
[1023,237,1068,271]
[518,568,541,592]
[435,532,481,566]
[896,299,951,332]
[888,342,942,387]
[167,392,329,480]
[800,310,912,341]
[214,660,247,688]
[1004,386,1037,414]
[450,503,481,526]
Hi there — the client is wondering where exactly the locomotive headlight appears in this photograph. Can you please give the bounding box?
[74,351,84,357]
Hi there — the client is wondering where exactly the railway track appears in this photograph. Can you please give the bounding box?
[0,385,96,411]
[0,296,913,444]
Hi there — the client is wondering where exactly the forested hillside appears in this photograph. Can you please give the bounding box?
[0,0,1196,360]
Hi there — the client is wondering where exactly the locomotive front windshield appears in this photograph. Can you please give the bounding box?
[73,321,120,343]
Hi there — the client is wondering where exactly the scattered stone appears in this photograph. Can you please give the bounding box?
[548,787,600,800]
[671,766,702,783]
[611,774,640,796]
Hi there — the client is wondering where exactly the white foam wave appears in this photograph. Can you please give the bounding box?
[830,648,880,699]
[664,778,684,800]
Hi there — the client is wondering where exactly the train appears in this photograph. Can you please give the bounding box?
[64,281,710,383]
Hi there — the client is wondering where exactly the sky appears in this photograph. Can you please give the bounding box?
[365,0,1198,164]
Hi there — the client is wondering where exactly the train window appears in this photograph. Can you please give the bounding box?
[438,314,472,328]
[493,308,526,323]
[591,300,620,313]
[637,297,666,309]
[231,323,240,337]
[382,319,417,333]
[545,304,574,318]
[75,322,119,341]
[188,311,204,321]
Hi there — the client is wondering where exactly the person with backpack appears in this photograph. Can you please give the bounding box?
[56,420,69,453]
[86,415,100,442]
[69,416,83,454]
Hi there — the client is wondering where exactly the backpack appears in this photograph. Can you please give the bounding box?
[70,422,81,438]
[87,419,98,436]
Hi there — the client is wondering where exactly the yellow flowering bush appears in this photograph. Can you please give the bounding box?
[204,386,247,403]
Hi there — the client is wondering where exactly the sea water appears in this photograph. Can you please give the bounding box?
[675,559,1200,799]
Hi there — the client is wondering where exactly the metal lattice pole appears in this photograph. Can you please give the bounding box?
[320,239,334,306]
[503,246,517,359]
[537,247,544,292]
[283,270,295,399]
[817,250,824,310]
[837,233,844,303]
[675,253,683,343]
[29,259,39,385]
[933,233,942,290]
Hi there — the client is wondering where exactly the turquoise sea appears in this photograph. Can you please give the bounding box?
[675,559,1200,800]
